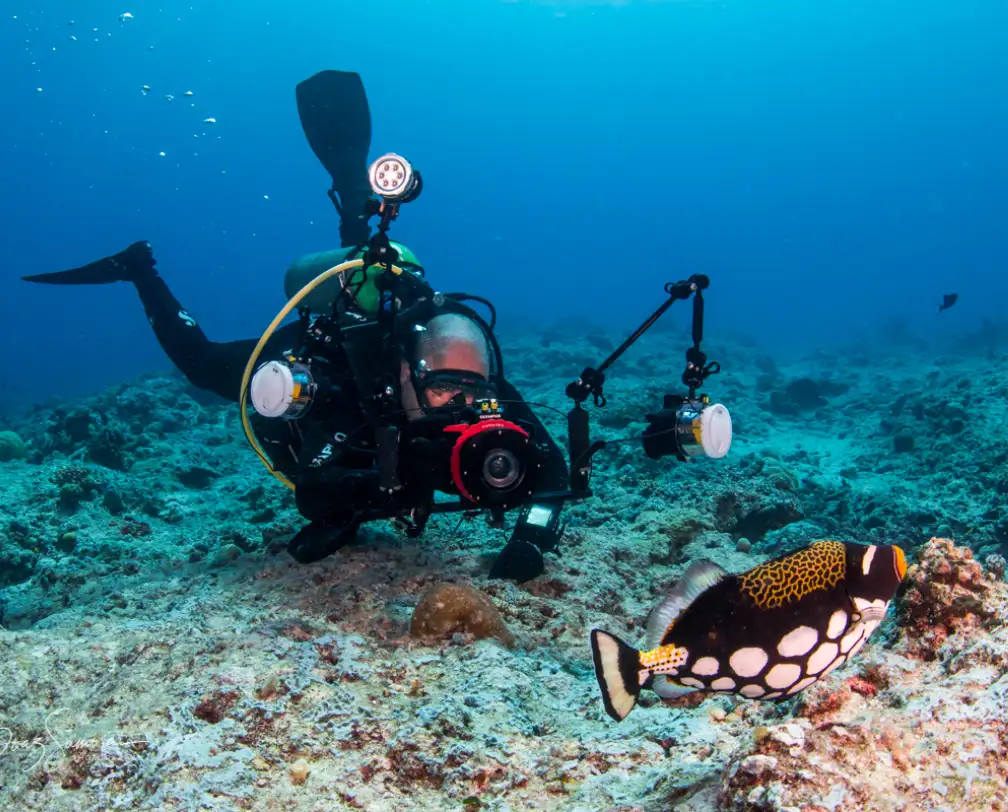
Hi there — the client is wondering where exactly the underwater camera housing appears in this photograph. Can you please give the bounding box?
[376,397,542,512]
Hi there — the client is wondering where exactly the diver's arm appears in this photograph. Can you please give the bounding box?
[293,417,385,522]
[490,378,570,582]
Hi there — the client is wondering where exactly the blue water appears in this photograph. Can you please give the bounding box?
[2,0,1006,412]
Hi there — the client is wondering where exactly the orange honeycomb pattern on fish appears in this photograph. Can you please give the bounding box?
[738,540,846,609]
[640,644,689,670]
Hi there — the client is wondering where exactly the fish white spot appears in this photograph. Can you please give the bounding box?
[786,675,818,695]
[763,691,783,699]
[711,677,736,691]
[778,626,818,657]
[740,684,765,698]
[840,626,865,654]
[729,647,768,678]
[826,609,848,639]
[765,663,803,690]
[862,544,877,575]
[680,677,705,689]
[691,656,720,676]
[853,597,873,613]
[806,642,839,675]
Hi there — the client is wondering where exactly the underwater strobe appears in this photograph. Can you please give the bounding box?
[250,357,318,420]
[641,394,732,462]
[638,276,732,462]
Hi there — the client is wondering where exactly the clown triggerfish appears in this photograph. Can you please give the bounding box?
[590,540,907,722]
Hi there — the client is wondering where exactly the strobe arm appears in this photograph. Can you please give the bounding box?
[563,274,719,490]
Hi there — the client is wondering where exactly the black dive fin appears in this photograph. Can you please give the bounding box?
[22,241,155,285]
[295,70,373,246]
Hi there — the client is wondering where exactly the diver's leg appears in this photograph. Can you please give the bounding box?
[23,242,299,402]
[295,70,375,247]
[23,242,227,393]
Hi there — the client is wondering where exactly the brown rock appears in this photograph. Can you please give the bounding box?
[410,583,515,648]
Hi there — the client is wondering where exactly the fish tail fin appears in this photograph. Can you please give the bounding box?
[590,629,643,722]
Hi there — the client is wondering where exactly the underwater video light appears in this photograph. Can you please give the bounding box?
[368,153,421,203]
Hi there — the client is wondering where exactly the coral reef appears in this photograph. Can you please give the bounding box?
[2,329,1008,811]
[899,537,1004,661]
[0,429,26,462]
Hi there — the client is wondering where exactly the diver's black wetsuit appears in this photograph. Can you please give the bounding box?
[23,242,570,539]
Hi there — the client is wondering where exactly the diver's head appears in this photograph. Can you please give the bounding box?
[401,312,496,415]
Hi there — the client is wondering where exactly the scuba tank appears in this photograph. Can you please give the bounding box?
[283,241,424,315]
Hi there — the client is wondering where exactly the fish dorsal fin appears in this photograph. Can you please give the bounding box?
[645,560,727,650]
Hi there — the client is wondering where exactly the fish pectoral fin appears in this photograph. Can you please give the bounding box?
[652,675,698,699]
[590,629,644,722]
[859,605,887,622]
[645,559,728,649]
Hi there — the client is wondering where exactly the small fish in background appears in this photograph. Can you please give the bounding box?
[937,293,958,314]
[590,540,907,722]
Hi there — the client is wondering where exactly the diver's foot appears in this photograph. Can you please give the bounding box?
[120,241,156,277]
[22,240,156,285]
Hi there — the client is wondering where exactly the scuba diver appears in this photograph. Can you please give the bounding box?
[22,71,569,583]
[23,70,735,585]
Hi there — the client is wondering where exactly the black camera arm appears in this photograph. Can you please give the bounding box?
[564,274,720,495]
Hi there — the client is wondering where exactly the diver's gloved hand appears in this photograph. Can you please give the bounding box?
[489,537,545,583]
[489,504,564,583]
[287,512,360,563]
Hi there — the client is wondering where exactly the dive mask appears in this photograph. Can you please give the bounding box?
[414,367,497,409]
